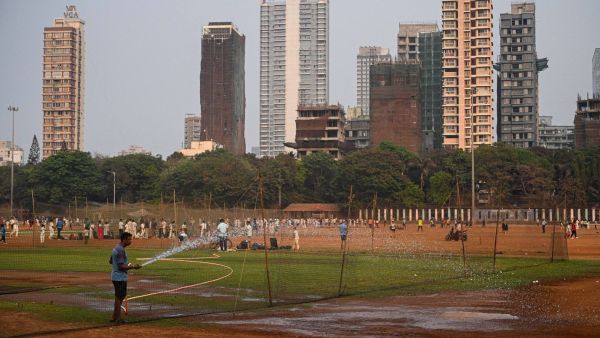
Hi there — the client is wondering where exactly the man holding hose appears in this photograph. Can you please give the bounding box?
[109,232,141,324]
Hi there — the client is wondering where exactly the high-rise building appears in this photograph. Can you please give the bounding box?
[345,106,370,150]
[42,5,85,159]
[397,23,438,62]
[356,47,391,116]
[574,95,600,148]
[538,116,574,150]
[184,114,201,149]
[0,141,24,166]
[200,22,246,155]
[441,0,494,150]
[259,0,329,157]
[419,31,443,151]
[295,104,345,160]
[594,48,600,96]
[369,63,422,154]
[497,3,548,148]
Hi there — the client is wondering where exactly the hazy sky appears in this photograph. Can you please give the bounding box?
[1,0,599,158]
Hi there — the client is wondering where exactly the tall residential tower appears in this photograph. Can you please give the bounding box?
[259,0,329,157]
[42,5,85,159]
[497,3,548,148]
[397,23,438,62]
[594,48,600,96]
[356,47,391,116]
[200,22,246,155]
[441,0,494,150]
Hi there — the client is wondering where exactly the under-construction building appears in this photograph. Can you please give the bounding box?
[200,22,246,155]
[574,95,600,148]
[294,104,345,160]
[369,62,422,154]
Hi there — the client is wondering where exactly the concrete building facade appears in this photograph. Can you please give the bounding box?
[538,116,574,150]
[200,22,246,155]
[369,63,422,154]
[594,48,600,96]
[259,0,329,157]
[295,104,345,160]
[441,0,494,150]
[345,106,370,150]
[42,5,85,159]
[118,145,151,156]
[397,23,438,62]
[0,141,24,166]
[184,114,201,149]
[356,47,391,116]
[574,95,600,148]
[497,3,548,148]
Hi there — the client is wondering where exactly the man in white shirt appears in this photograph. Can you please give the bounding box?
[217,219,229,251]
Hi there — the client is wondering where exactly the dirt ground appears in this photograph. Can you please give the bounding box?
[2,224,600,337]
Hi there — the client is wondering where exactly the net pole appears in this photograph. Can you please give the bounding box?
[551,212,556,263]
[31,190,35,248]
[259,172,273,306]
[493,208,500,273]
[371,192,377,253]
[338,185,352,296]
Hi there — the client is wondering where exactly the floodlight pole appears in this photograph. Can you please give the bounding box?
[8,106,18,218]
[471,111,476,227]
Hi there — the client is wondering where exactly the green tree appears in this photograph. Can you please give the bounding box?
[160,149,257,208]
[299,152,339,202]
[428,171,453,206]
[27,135,40,165]
[337,148,414,207]
[397,182,425,208]
[30,151,102,204]
[98,154,165,203]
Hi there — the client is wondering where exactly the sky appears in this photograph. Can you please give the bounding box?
[1,0,599,158]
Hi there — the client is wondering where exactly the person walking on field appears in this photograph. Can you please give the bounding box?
[110,232,141,324]
[293,227,300,251]
[570,221,578,239]
[217,218,229,251]
[541,219,547,233]
[8,217,18,238]
[56,217,64,240]
[417,217,423,232]
[0,219,6,244]
[339,220,348,250]
[39,221,46,244]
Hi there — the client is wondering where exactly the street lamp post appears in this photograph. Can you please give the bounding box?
[7,106,18,218]
[471,112,476,226]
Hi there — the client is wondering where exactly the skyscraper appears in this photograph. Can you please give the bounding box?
[398,24,442,152]
[184,114,201,149]
[356,47,391,116]
[200,22,246,155]
[397,23,438,62]
[259,0,329,157]
[594,48,600,96]
[497,3,548,148]
[369,63,422,154]
[42,5,85,159]
[418,30,443,151]
[441,0,494,150]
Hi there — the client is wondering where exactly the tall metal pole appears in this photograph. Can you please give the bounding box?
[471,112,476,227]
[8,106,18,218]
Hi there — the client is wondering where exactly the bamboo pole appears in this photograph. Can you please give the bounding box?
[338,185,352,296]
[259,173,273,306]
[493,208,500,273]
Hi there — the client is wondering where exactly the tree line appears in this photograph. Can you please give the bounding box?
[1,142,599,212]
